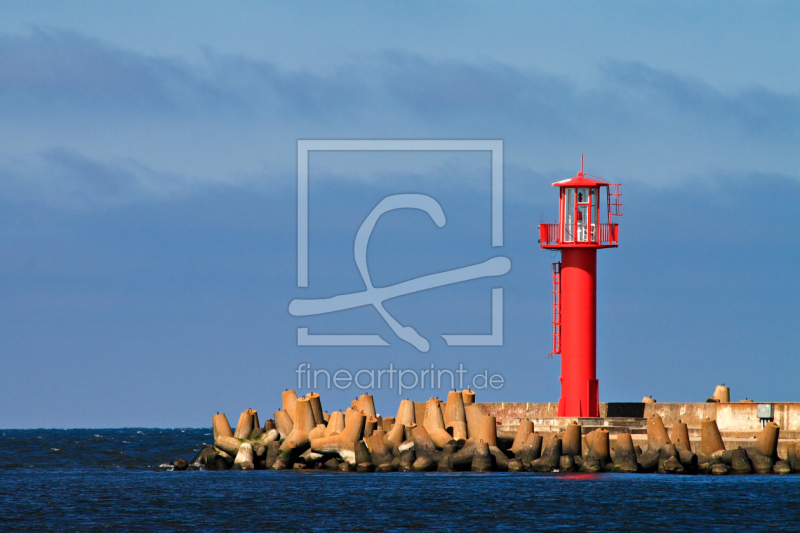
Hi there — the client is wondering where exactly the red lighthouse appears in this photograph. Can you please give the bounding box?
[539,157,622,417]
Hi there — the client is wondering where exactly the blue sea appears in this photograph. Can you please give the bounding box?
[2,429,799,532]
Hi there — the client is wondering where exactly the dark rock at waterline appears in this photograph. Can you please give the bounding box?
[750,453,774,474]
[710,463,729,475]
[773,460,792,474]
[354,440,372,466]
[661,456,684,474]
[580,457,602,473]
[559,455,576,472]
[189,446,216,467]
[637,448,660,473]
[434,441,458,471]
[657,444,680,474]
[436,454,454,472]
[356,462,375,473]
[264,441,280,469]
[398,448,416,472]
[745,448,774,474]
[731,449,753,474]
[677,448,698,471]
[721,449,736,465]
[518,434,543,469]
[489,446,509,471]
[609,461,638,473]
[450,443,477,469]
[471,442,494,472]
[274,441,298,470]
[507,458,525,472]
[530,435,561,472]
[412,456,436,472]
[211,456,229,470]
[174,458,188,471]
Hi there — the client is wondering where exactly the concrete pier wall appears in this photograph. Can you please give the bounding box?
[472,401,800,460]
[474,402,800,433]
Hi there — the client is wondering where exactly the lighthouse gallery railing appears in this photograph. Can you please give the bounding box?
[539,223,618,246]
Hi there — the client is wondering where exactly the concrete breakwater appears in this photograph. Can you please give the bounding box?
[179,391,800,475]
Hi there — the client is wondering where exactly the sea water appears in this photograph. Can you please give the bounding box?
[2,429,799,532]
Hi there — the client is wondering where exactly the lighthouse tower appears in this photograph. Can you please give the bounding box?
[538,157,622,417]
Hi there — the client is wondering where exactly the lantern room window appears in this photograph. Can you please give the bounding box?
[564,188,574,242]
[562,187,599,244]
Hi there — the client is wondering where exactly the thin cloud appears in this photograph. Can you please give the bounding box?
[1,148,220,209]
[0,30,797,208]
[0,29,224,114]
[602,61,799,140]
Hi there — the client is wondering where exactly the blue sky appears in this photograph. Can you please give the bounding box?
[1,2,798,428]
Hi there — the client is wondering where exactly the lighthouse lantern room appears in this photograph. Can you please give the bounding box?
[538,157,622,417]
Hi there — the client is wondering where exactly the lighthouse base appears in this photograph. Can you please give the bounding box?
[557,378,598,417]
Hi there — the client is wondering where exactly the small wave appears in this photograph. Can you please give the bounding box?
[1,428,213,470]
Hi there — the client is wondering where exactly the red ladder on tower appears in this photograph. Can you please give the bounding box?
[608,183,623,220]
[549,261,562,358]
